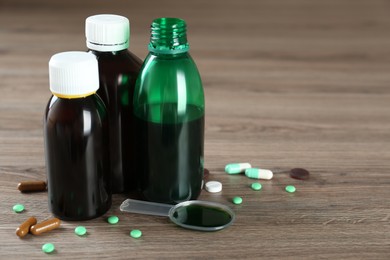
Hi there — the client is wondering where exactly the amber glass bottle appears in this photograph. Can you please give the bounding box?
[86,14,142,193]
[44,51,111,220]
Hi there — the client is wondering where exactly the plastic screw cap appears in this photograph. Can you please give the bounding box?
[49,51,99,98]
[86,14,130,51]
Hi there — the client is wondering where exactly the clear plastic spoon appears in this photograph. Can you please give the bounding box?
[120,199,235,232]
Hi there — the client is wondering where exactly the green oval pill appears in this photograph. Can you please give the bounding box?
[232,196,243,205]
[13,204,25,213]
[107,215,119,224]
[251,182,262,191]
[42,243,55,254]
[130,229,142,239]
[74,226,87,236]
[285,185,296,193]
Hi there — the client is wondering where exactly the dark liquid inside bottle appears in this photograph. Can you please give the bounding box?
[44,95,111,220]
[91,50,142,193]
[135,104,204,204]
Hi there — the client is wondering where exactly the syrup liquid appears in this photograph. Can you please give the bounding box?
[135,103,204,204]
[44,95,111,220]
[91,50,142,193]
[172,204,233,228]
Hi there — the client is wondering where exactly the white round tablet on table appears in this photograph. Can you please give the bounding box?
[205,181,222,193]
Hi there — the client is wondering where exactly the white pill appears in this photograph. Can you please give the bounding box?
[205,181,222,193]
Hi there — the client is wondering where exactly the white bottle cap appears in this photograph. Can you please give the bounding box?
[86,14,130,52]
[49,51,99,98]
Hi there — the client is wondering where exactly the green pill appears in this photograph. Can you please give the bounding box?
[42,243,55,254]
[13,204,25,213]
[251,182,262,191]
[285,185,296,193]
[232,196,243,205]
[130,229,142,239]
[74,226,87,236]
[107,215,119,224]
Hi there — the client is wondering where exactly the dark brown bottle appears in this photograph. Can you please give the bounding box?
[86,14,142,193]
[44,51,111,220]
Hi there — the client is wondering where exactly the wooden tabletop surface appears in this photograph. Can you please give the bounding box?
[1,0,389,259]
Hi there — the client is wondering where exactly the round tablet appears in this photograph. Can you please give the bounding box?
[251,182,262,191]
[42,243,55,254]
[74,226,87,236]
[130,229,142,239]
[107,215,119,224]
[290,168,310,180]
[13,204,25,213]
[232,196,243,205]
[204,168,210,178]
[285,185,296,193]
[205,181,222,193]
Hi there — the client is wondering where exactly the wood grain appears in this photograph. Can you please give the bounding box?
[0,0,389,259]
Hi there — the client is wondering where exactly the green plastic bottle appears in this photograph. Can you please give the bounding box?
[133,18,205,204]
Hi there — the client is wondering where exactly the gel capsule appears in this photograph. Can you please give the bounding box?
[225,163,251,174]
[16,216,37,238]
[30,218,61,235]
[245,168,273,180]
[17,181,47,192]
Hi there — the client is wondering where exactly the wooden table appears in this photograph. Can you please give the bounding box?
[1,0,389,258]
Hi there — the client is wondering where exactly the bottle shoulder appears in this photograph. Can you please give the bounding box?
[89,49,142,68]
[45,95,106,119]
[141,52,200,76]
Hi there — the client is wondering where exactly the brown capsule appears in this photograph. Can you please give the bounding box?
[17,181,47,192]
[30,218,61,235]
[16,216,37,238]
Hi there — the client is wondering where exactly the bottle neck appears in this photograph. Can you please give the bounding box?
[52,91,96,99]
[89,49,128,56]
[86,39,129,52]
[148,18,189,55]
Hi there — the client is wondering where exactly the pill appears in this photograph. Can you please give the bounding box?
[251,182,262,191]
[30,218,61,235]
[225,163,251,174]
[17,181,47,192]
[290,168,310,180]
[205,181,222,193]
[245,168,273,180]
[130,229,142,239]
[107,215,119,224]
[13,204,25,213]
[74,226,87,236]
[204,168,210,178]
[285,185,296,193]
[16,216,37,238]
[42,243,55,254]
[232,196,243,205]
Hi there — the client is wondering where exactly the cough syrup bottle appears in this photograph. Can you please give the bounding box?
[44,51,111,220]
[86,14,142,193]
[133,18,205,204]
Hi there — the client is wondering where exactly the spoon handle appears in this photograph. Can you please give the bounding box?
[120,199,172,217]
